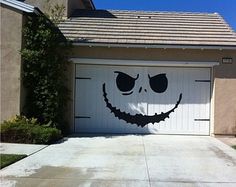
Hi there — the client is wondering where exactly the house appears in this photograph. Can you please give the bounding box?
[1,0,236,136]
[1,0,39,123]
[59,9,236,136]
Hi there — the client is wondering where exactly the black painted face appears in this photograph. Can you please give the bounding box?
[102,71,182,127]
[148,74,168,93]
[115,72,168,95]
[115,71,139,95]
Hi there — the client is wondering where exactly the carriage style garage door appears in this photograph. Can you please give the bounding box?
[74,63,211,135]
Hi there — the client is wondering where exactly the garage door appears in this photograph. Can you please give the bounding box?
[74,64,211,135]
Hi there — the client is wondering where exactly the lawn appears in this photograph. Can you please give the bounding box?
[0,154,27,169]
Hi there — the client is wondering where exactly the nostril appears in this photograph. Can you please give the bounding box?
[139,87,142,93]
[139,87,147,93]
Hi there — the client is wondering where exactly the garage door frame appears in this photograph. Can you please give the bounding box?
[71,58,219,135]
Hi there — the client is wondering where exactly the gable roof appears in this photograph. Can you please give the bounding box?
[82,0,95,10]
[59,9,236,49]
[0,0,40,14]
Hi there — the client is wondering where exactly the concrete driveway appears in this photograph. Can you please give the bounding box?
[1,135,236,187]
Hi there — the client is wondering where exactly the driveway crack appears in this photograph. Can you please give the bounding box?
[142,136,151,187]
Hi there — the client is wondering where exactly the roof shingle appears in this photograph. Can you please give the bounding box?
[59,9,236,48]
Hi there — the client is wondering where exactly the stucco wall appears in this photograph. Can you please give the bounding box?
[213,63,236,135]
[25,0,86,17]
[70,46,236,135]
[0,5,23,122]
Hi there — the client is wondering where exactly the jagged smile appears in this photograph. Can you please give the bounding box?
[102,83,182,127]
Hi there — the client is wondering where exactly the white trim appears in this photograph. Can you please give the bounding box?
[70,58,219,67]
[0,0,38,13]
[73,42,236,50]
[210,67,215,136]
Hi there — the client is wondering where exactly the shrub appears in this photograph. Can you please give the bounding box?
[0,116,62,144]
[21,14,71,131]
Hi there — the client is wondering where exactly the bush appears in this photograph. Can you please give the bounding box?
[21,15,71,131]
[0,116,62,144]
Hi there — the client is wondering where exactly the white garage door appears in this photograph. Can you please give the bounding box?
[74,64,211,135]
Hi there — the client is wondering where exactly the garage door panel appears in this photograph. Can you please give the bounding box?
[193,82,210,119]
[104,66,148,116]
[195,121,210,134]
[75,79,95,117]
[75,119,150,134]
[75,118,93,132]
[75,64,211,135]
[146,68,210,134]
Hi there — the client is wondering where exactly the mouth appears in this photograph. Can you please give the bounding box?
[102,83,182,127]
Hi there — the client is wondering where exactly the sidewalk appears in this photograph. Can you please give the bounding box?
[0,143,48,156]
[215,135,236,147]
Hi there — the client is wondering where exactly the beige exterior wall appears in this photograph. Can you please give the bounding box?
[70,46,236,135]
[0,5,24,122]
[213,62,236,135]
[25,0,87,17]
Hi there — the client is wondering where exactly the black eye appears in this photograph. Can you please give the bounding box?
[148,73,168,93]
[115,71,139,93]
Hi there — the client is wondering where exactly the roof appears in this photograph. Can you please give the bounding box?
[82,0,95,10]
[59,9,236,49]
[0,0,40,14]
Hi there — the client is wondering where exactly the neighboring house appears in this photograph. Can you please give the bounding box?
[22,0,94,17]
[1,0,236,136]
[1,0,40,122]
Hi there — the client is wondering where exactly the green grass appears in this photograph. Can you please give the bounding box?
[0,154,27,169]
[232,145,236,150]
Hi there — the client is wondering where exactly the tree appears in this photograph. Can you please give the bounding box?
[21,4,71,132]
[44,0,66,25]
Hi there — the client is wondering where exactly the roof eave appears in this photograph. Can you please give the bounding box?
[0,0,42,15]
[73,42,236,50]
